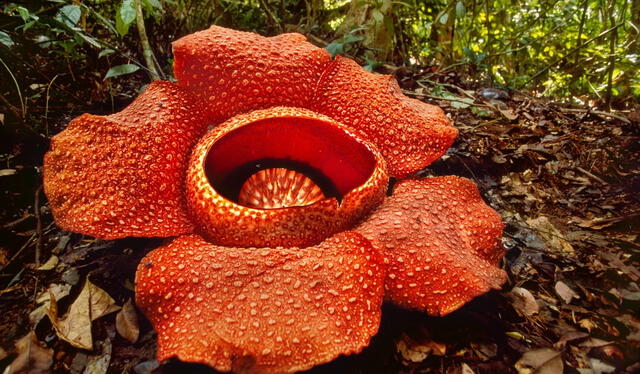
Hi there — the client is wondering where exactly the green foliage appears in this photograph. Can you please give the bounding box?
[1,0,637,107]
[104,63,140,79]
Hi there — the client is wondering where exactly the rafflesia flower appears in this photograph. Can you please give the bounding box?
[44,26,507,373]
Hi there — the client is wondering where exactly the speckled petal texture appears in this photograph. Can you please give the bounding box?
[354,177,506,316]
[173,26,332,123]
[173,27,456,176]
[312,57,458,178]
[44,81,208,239]
[135,232,385,374]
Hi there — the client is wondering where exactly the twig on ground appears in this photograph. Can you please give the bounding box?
[34,185,43,267]
[576,167,608,185]
[556,107,631,124]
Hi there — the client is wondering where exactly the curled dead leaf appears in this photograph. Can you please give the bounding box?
[555,281,579,304]
[515,348,563,374]
[396,333,446,364]
[510,287,540,316]
[115,298,139,343]
[3,331,53,374]
[46,278,120,350]
[526,216,574,255]
[29,283,72,326]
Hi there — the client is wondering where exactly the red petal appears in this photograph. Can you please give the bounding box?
[135,232,385,373]
[186,107,388,248]
[312,57,458,178]
[354,177,506,316]
[173,26,331,123]
[44,81,208,239]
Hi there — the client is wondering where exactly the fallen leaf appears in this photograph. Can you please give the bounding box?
[115,298,139,343]
[397,333,446,363]
[526,216,575,254]
[83,333,113,374]
[555,281,579,304]
[132,360,159,374]
[554,330,589,349]
[0,169,17,177]
[29,283,72,325]
[510,287,540,316]
[3,331,53,374]
[588,358,616,374]
[36,255,59,271]
[47,278,120,350]
[461,362,476,374]
[515,348,563,374]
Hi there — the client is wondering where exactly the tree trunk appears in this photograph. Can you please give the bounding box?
[338,0,394,62]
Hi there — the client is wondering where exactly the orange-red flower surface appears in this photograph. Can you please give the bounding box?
[44,26,507,374]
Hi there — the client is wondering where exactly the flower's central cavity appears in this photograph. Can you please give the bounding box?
[186,107,389,248]
[204,115,377,209]
[238,168,325,209]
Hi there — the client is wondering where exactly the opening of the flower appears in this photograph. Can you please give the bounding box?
[186,107,389,248]
[238,168,325,209]
[203,112,377,207]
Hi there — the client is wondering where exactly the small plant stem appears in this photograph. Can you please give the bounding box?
[34,185,43,267]
[133,0,160,80]
[0,56,25,119]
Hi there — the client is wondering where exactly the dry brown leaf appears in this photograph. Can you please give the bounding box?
[510,287,540,316]
[47,278,120,350]
[36,256,59,271]
[3,331,53,374]
[397,333,446,363]
[526,216,575,254]
[29,283,72,326]
[515,348,563,374]
[461,363,476,374]
[83,334,112,374]
[115,298,139,343]
[555,281,579,304]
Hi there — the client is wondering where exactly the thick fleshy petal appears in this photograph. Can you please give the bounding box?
[43,81,209,239]
[312,57,458,178]
[173,26,331,123]
[135,232,385,374]
[186,107,388,248]
[354,177,506,316]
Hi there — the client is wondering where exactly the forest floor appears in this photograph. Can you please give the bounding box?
[0,65,639,374]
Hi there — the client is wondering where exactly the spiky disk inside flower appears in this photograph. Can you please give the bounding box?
[185,106,388,248]
[135,232,385,374]
[354,177,507,316]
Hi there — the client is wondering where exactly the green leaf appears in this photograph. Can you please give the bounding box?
[104,64,140,79]
[371,9,384,23]
[76,32,102,48]
[17,6,30,22]
[56,5,81,28]
[116,0,136,36]
[325,42,344,57]
[0,31,14,47]
[142,0,163,9]
[98,48,115,58]
[455,1,466,18]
